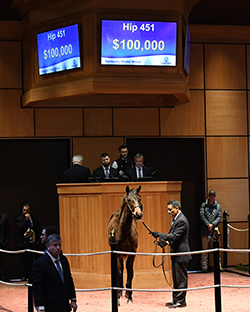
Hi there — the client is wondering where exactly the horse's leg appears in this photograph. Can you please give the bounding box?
[125,254,135,303]
[117,257,124,305]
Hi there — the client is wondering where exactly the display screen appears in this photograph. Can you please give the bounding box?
[37,24,81,75]
[101,20,177,66]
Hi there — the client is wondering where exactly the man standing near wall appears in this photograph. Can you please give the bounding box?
[199,190,222,273]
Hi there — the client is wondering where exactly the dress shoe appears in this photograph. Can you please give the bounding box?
[166,302,175,306]
[168,302,187,308]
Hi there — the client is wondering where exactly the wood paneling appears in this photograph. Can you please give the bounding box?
[205,44,246,90]
[57,182,181,288]
[0,21,22,40]
[73,137,124,174]
[113,108,159,136]
[35,108,83,137]
[248,46,250,90]
[207,179,249,221]
[0,41,22,89]
[220,222,248,266]
[189,43,204,90]
[190,25,250,44]
[0,90,34,137]
[206,91,247,136]
[207,137,248,178]
[160,90,205,136]
[84,108,112,136]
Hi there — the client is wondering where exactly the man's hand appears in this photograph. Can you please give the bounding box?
[151,231,159,238]
[70,301,77,312]
[158,240,167,248]
[208,224,214,232]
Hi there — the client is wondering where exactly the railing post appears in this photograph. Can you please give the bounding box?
[223,210,229,268]
[213,228,222,312]
[110,240,118,312]
[28,284,33,312]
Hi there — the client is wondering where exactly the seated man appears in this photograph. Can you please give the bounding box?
[93,153,119,182]
[127,153,156,182]
[63,155,91,183]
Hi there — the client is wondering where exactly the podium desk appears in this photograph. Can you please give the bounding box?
[57,181,182,288]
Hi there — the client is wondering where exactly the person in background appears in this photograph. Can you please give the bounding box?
[199,190,222,273]
[151,200,191,308]
[93,153,119,182]
[111,145,133,178]
[0,212,10,281]
[32,234,77,312]
[126,153,155,182]
[40,225,59,253]
[63,155,91,183]
[16,204,40,281]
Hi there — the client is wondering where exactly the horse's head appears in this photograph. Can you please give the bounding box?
[125,185,143,219]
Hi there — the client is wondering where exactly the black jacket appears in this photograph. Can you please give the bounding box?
[31,252,76,312]
[63,164,91,183]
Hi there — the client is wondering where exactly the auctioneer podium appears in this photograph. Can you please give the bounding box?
[56,181,182,289]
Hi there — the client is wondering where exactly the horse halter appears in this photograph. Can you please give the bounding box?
[125,198,143,219]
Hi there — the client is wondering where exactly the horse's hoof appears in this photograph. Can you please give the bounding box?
[127,299,133,304]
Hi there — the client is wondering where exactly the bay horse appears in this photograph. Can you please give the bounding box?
[107,185,143,304]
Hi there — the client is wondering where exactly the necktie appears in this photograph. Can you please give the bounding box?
[138,168,142,178]
[106,169,109,178]
[55,259,64,283]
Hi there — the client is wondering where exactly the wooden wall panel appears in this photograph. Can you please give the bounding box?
[189,43,204,90]
[160,90,205,136]
[207,137,248,178]
[247,46,250,90]
[248,91,250,135]
[205,44,246,90]
[207,179,249,221]
[220,222,248,266]
[35,108,83,137]
[0,90,34,137]
[113,108,159,136]
[84,108,112,136]
[73,137,124,173]
[206,91,247,136]
[0,41,22,89]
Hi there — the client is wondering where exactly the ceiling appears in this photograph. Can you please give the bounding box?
[0,0,249,25]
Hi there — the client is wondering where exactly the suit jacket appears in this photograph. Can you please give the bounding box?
[159,212,191,263]
[16,213,40,248]
[63,164,91,183]
[126,166,153,182]
[92,166,119,182]
[31,253,76,312]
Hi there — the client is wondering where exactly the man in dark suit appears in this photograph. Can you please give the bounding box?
[152,199,191,308]
[16,204,40,281]
[63,155,91,183]
[31,234,77,312]
[111,144,133,178]
[126,152,155,182]
[93,153,119,182]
